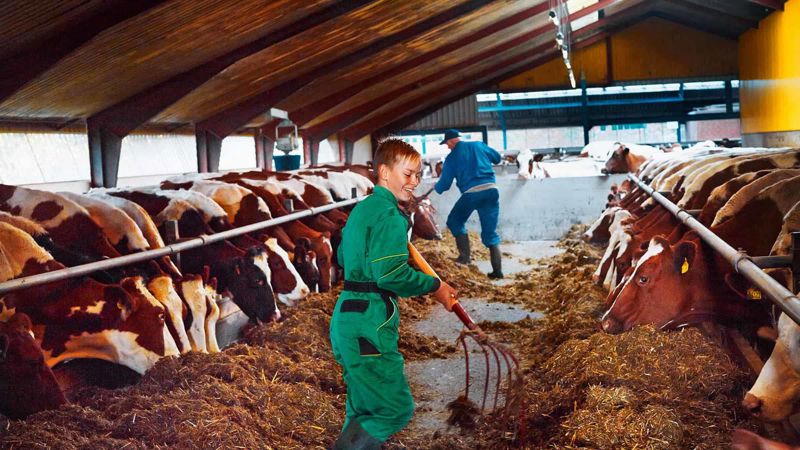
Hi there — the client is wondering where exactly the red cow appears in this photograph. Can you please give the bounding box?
[0,312,67,419]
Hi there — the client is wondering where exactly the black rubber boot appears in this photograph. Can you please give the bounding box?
[487,245,504,279]
[332,419,382,450]
[454,234,471,265]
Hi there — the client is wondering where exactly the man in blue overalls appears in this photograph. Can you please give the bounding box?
[434,129,503,278]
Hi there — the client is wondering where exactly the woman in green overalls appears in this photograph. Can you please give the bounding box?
[330,139,458,449]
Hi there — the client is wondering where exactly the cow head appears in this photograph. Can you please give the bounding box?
[583,207,618,243]
[263,238,310,306]
[293,237,320,292]
[311,234,333,292]
[603,144,630,174]
[600,236,706,333]
[405,193,442,240]
[742,312,800,422]
[0,313,67,419]
[223,246,279,323]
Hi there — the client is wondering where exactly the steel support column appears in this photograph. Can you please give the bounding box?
[88,122,123,188]
[196,127,222,173]
[581,76,590,145]
[255,131,275,170]
[496,93,507,150]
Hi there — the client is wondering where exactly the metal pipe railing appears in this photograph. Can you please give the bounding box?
[0,196,364,295]
[628,174,800,326]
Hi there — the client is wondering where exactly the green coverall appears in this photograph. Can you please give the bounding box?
[330,185,440,442]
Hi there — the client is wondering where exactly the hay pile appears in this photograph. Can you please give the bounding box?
[1,292,347,450]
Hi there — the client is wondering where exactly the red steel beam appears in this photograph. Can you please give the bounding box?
[88,0,373,138]
[291,0,621,127]
[302,0,624,141]
[196,0,498,139]
[0,0,166,103]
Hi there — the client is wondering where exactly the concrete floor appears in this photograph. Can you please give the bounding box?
[404,240,561,434]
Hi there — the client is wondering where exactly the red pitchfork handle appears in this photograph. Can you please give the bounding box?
[408,242,479,331]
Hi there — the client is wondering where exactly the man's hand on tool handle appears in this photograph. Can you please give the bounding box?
[434,281,458,312]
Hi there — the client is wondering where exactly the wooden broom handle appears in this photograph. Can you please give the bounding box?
[408,242,477,329]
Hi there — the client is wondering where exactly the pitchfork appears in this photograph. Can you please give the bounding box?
[408,242,526,442]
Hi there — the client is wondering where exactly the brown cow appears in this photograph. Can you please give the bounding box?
[0,312,67,419]
[601,176,800,333]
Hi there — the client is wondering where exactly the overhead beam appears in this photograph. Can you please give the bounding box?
[302,0,627,142]
[197,0,498,139]
[345,6,649,140]
[87,0,372,138]
[649,10,740,39]
[664,0,760,29]
[0,0,166,103]
[746,0,784,10]
[364,28,619,141]
[291,0,622,127]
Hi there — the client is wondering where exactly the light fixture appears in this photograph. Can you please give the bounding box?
[548,9,560,26]
[555,32,564,46]
[561,44,569,60]
[569,72,577,89]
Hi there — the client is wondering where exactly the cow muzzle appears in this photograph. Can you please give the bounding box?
[742,393,763,416]
[600,317,623,334]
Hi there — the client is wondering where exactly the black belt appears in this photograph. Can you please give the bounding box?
[342,280,395,320]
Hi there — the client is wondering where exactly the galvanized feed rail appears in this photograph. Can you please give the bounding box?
[628,174,800,326]
[0,190,365,295]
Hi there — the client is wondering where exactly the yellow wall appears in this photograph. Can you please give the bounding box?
[739,0,800,134]
[499,17,738,91]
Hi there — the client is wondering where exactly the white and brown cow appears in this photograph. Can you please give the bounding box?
[0,221,180,375]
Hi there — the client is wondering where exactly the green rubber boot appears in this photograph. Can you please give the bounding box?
[332,419,382,450]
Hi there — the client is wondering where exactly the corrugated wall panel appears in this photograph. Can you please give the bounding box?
[408,95,478,130]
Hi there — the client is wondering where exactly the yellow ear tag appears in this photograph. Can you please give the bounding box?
[680,258,689,274]
[747,287,762,300]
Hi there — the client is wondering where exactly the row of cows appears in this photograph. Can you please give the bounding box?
[0,165,442,420]
[583,146,800,446]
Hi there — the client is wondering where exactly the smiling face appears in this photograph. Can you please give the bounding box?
[379,158,422,202]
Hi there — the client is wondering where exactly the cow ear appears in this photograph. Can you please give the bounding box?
[724,272,766,300]
[672,241,696,274]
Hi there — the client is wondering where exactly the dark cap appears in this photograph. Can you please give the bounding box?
[439,129,461,145]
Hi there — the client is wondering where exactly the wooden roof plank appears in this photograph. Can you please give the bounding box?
[0,0,166,104]
[89,0,372,137]
[196,0,498,139]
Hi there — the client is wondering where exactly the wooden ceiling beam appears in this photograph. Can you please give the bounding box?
[0,0,166,104]
[87,0,372,138]
[343,24,621,142]
[360,3,653,140]
[664,0,760,29]
[196,0,498,139]
[746,0,784,10]
[302,0,628,141]
[290,0,591,126]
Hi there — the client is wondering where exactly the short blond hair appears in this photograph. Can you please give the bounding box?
[372,138,421,179]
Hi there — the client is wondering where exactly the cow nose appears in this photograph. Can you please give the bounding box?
[742,393,763,415]
[268,309,282,323]
[600,168,609,175]
[434,232,443,241]
[582,232,592,243]
[300,286,310,297]
[601,317,622,334]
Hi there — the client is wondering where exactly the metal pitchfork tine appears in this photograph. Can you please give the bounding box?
[408,242,527,442]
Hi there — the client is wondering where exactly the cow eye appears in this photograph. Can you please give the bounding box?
[638,276,649,284]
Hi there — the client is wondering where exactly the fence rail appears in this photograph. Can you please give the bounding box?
[628,174,800,326]
[0,196,365,295]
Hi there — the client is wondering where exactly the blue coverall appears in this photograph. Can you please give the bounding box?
[433,140,502,247]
